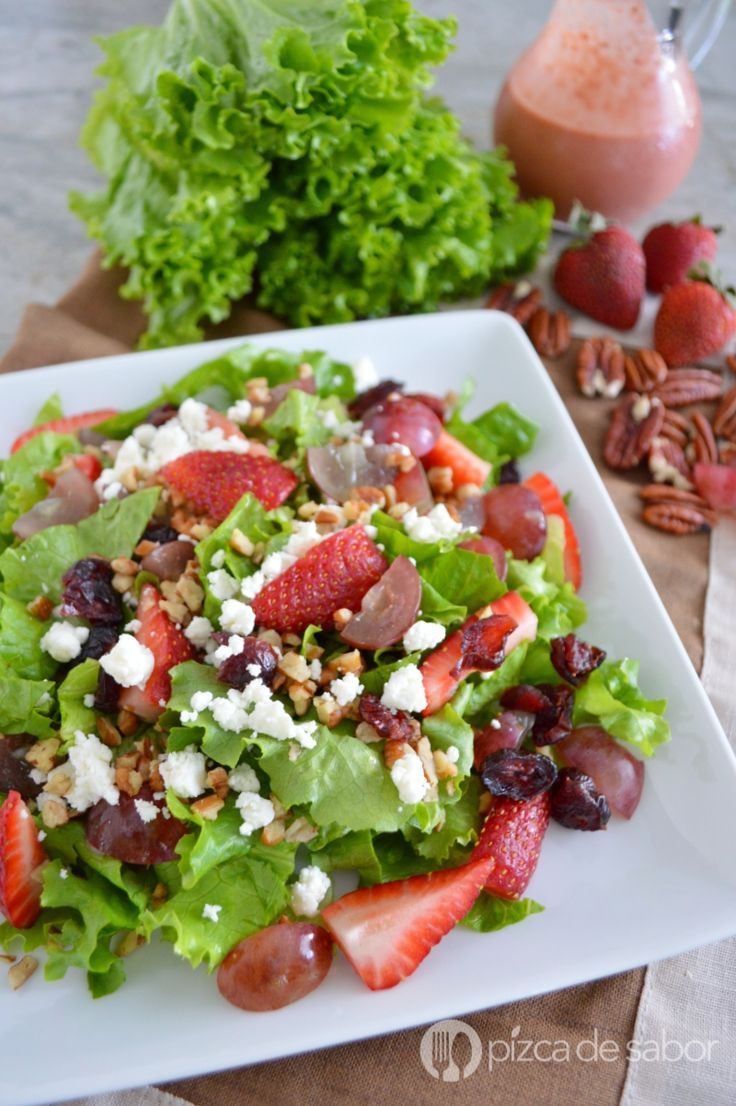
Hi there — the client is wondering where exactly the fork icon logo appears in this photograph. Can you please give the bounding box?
[421,1019,483,1081]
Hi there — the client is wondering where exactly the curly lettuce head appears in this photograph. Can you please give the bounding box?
[71,0,551,347]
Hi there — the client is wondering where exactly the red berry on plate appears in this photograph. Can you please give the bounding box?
[10,408,118,454]
[554,226,645,331]
[421,429,492,489]
[159,450,298,521]
[251,526,388,635]
[472,792,550,901]
[654,279,736,367]
[119,583,193,721]
[0,791,47,929]
[642,218,718,293]
[322,857,493,990]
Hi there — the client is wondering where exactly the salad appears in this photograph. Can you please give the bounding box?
[0,344,669,1008]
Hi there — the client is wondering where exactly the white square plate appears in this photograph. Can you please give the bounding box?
[2,311,736,1106]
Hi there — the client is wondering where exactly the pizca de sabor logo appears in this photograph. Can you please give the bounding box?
[420,1019,483,1081]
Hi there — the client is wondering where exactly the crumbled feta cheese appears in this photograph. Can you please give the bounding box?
[184,616,214,649]
[403,620,446,653]
[227,398,253,425]
[212,634,245,665]
[403,504,463,544]
[352,356,378,391]
[290,866,331,917]
[236,791,275,836]
[446,745,460,764]
[102,481,125,501]
[240,571,266,601]
[219,599,255,637]
[228,764,260,793]
[210,548,226,569]
[83,694,95,709]
[126,619,142,634]
[329,672,363,707]
[40,622,90,664]
[381,664,427,713]
[37,830,46,841]
[207,569,240,601]
[247,663,262,678]
[309,658,323,681]
[134,798,159,824]
[99,634,154,689]
[59,868,69,881]
[364,524,378,539]
[360,429,376,448]
[207,679,318,748]
[159,746,207,798]
[390,747,429,804]
[65,731,119,812]
[29,768,47,785]
[191,690,214,713]
[202,903,222,923]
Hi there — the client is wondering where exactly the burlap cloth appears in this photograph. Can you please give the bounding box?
[1,256,710,1106]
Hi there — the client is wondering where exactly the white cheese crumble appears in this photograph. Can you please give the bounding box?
[99,634,154,689]
[290,866,331,918]
[403,504,464,544]
[40,622,90,663]
[309,658,323,681]
[59,868,69,880]
[219,599,256,637]
[329,672,364,707]
[126,619,142,634]
[212,634,244,666]
[446,745,460,764]
[202,903,222,923]
[65,731,119,812]
[228,764,261,793]
[390,748,429,805]
[236,792,275,836]
[352,356,378,391]
[210,548,226,569]
[207,569,240,601]
[83,694,95,709]
[227,398,253,425]
[380,664,427,713]
[159,746,207,798]
[403,620,446,653]
[184,616,214,649]
[206,679,317,748]
[134,798,160,824]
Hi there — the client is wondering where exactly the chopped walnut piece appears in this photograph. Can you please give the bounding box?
[191,794,224,821]
[151,882,168,907]
[111,556,138,576]
[427,466,454,496]
[355,721,382,743]
[206,767,230,799]
[8,955,38,991]
[117,709,139,737]
[433,748,459,779]
[112,572,135,594]
[332,608,353,633]
[44,769,72,797]
[24,738,60,773]
[284,817,318,844]
[177,577,204,613]
[96,717,122,748]
[261,819,286,846]
[278,652,310,683]
[117,932,145,958]
[229,528,255,557]
[40,796,69,828]
[26,595,54,621]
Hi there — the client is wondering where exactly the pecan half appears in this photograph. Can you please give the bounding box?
[689,411,719,465]
[713,386,736,441]
[623,348,668,393]
[576,338,626,398]
[528,307,572,359]
[604,394,665,470]
[660,408,691,448]
[648,437,693,490]
[486,281,542,326]
[652,368,723,408]
[639,484,717,534]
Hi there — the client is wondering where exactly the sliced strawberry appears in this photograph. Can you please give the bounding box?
[693,462,736,512]
[251,526,388,635]
[70,454,103,482]
[11,409,118,454]
[322,856,493,990]
[422,429,491,489]
[420,591,537,716]
[160,450,298,521]
[119,584,193,721]
[0,791,47,928]
[524,472,582,590]
[472,792,550,900]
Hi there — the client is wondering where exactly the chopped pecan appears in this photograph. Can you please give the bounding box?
[648,437,693,490]
[689,411,719,465]
[624,348,668,393]
[652,368,723,408]
[604,394,665,470]
[639,484,717,534]
[660,408,691,448]
[576,338,626,398]
[527,307,572,359]
[713,386,736,441]
[486,281,542,326]
[8,955,39,991]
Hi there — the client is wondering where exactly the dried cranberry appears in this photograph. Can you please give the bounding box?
[498,460,521,485]
[142,523,180,545]
[95,669,121,714]
[358,693,418,743]
[550,768,611,831]
[86,784,187,864]
[550,634,606,687]
[145,403,178,427]
[500,683,574,746]
[0,735,42,799]
[453,614,517,676]
[79,626,119,663]
[217,637,279,689]
[481,748,557,801]
[348,380,403,419]
[61,557,122,626]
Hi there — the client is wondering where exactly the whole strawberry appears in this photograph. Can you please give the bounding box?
[654,276,736,367]
[554,226,645,330]
[642,218,719,293]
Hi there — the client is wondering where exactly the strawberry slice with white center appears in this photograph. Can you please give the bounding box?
[119,583,193,721]
[472,792,550,901]
[420,591,538,716]
[0,791,47,928]
[524,471,582,590]
[322,857,493,990]
[421,429,491,489]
